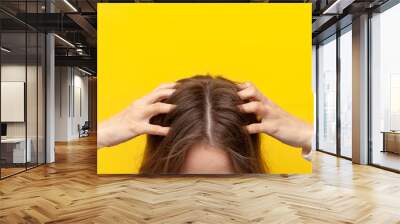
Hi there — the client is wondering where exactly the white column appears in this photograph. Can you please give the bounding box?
[46,32,55,163]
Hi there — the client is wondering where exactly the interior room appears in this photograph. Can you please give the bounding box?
[0,0,399,223]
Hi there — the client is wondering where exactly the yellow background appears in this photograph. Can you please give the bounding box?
[98,3,312,174]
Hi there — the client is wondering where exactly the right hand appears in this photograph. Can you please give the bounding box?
[97,83,177,148]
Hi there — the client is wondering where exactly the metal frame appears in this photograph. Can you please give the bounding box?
[336,27,341,158]
[367,10,373,166]
[315,45,319,151]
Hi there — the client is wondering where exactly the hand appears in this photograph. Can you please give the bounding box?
[237,82,313,154]
[97,83,177,148]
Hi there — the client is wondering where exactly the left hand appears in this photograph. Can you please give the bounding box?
[237,82,313,154]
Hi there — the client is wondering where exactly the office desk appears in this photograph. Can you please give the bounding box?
[1,138,31,163]
[382,131,400,154]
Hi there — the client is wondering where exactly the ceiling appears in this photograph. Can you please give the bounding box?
[0,0,393,73]
[0,0,97,73]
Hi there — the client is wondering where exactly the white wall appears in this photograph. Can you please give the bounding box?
[1,63,46,164]
[73,72,89,137]
[55,67,70,141]
[54,67,89,141]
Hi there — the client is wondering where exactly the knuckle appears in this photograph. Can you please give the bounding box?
[158,83,167,88]
[255,102,264,112]
[156,102,164,109]
[254,125,260,133]
[249,87,257,95]
[164,88,174,95]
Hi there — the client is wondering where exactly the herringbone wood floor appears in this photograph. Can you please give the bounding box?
[1,135,400,224]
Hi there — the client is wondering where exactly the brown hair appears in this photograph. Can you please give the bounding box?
[140,75,265,174]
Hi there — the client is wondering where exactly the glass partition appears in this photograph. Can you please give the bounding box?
[0,1,46,179]
[1,30,28,177]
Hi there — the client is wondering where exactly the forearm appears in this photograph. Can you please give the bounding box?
[97,114,137,149]
[276,117,313,154]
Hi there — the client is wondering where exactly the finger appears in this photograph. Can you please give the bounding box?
[246,123,264,134]
[154,82,177,90]
[238,86,263,101]
[237,82,252,90]
[238,101,266,115]
[142,88,176,104]
[146,102,176,117]
[145,124,170,136]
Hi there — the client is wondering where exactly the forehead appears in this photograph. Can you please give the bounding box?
[180,143,234,174]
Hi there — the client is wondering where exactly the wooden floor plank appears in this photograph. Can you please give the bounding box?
[0,135,399,223]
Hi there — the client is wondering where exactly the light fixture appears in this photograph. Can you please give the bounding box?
[54,34,75,48]
[63,0,78,12]
[322,0,355,15]
[78,67,93,76]
[76,48,86,55]
[1,47,11,53]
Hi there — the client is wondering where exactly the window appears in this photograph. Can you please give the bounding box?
[370,2,400,171]
[317,35,337,154]
[339,27,352,158]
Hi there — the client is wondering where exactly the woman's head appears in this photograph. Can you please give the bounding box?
[140,75,265,174]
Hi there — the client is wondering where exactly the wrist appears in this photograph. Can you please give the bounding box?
[114,107,136,134]
[117,113,139,140]
[98,114,139,148]
[298,122,313,149]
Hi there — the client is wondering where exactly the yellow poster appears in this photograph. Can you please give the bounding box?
[98,3,312,174]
